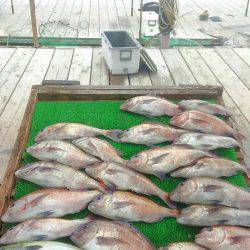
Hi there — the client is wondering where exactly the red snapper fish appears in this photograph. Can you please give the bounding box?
[1,189,100,223]
[195,226,250,250]
[0,217,92,244]
[35,123,121,142]
[170,110,245,141]
[120,95,182,117]
[178,99,230,116]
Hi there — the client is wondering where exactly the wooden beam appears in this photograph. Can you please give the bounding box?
[29,0,39,47]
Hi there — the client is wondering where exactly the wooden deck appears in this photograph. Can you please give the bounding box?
[0,0,249,41]
[0,46,249,183]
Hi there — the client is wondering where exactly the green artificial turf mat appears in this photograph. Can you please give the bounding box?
[3,100,247,248]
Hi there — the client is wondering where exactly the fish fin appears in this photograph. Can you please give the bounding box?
[96,236,129,246]
[113,201,136,209]
[105,180,117,192]
[208,206,224,214]
[153,153,170,164]
[154,171,167,180]
[244,166,250,178]
[33,235,48,241]
[145,217,165,223]
[38,210,55,217]
[23,246,43,250]
[28,194,48,208]
[159,192,177,209]
[38,167,62,173]
[217,219,229,225]
[105,129,123,142]
[97,180,110,194]
[211,199,223,205]
[141,128,158,136]
[229,235,250,245]
[106,168,125,175]
[85,140,100,154]
[203,185,224,192]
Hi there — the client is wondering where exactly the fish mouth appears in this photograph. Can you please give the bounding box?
[120,103,130,111]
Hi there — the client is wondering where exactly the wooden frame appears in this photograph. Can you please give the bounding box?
[0,84,224,231]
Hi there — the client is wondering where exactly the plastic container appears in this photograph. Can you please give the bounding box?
[102,31,141,74]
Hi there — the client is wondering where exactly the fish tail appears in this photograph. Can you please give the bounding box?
[159,192,177,209]
[104,129,123,142]
[244,165,250,178]
[233,131,246,141]
[97,181,111,194]
[168,209,180,218]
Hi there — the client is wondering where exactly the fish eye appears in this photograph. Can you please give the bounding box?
[207,227,213,232]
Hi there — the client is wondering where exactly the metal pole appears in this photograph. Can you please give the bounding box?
[131,0,134,16]
[139,0,143,39]
[11,0,14,14]
[245,0,249,16]
[29,0,39,47]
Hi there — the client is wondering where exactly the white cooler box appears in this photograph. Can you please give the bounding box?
[102,31,141,75]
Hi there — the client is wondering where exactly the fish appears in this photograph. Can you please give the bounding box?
[1,189,100,223]
[117,122,186,145]
[72,137,125,164]
[88,191,179,223]
[126,146,211,179]
[0,217,92,245]
[159,242,206,250]
[85,162,174,208]
[0,241,81,250]
[35,123,122,142]
[15,161,106,192]
[70,219,155,250]
[170,177,250,209]
[178,205,250,227]
[195,226,250,250]
[26,140,100,168]
[178,99,230,116]
[171,157,249,178]
[120,95,182,117]
[173,132,240,151]
[170,110,245,141]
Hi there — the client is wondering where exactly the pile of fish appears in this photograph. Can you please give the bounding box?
[0,95,249,250]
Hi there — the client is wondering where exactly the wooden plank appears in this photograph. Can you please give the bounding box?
[0,48,35,115]
[88,0,100,38]
[0,88,38,216]
[18,0,50,37]
[68,48,93,85]
[179,48,220,86]
[115,0,132,35]
[106,0,120,31]
[90,48,109,85]
[45,49,74,80]
[145,48,174,86]
[109,74,129,86]
[233,48,250,66]
[161,49,198,86]
[77,0,91,38]
[0,48,54,183]
[121,0,140,37]
[197,48,250,123]
[35,85,224,100]
[48,0,68,37]
[216,48,250,90]
[98,0,110,36]
[65,0,83,37]
[129,69,152,86]
[0,48,16,72]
